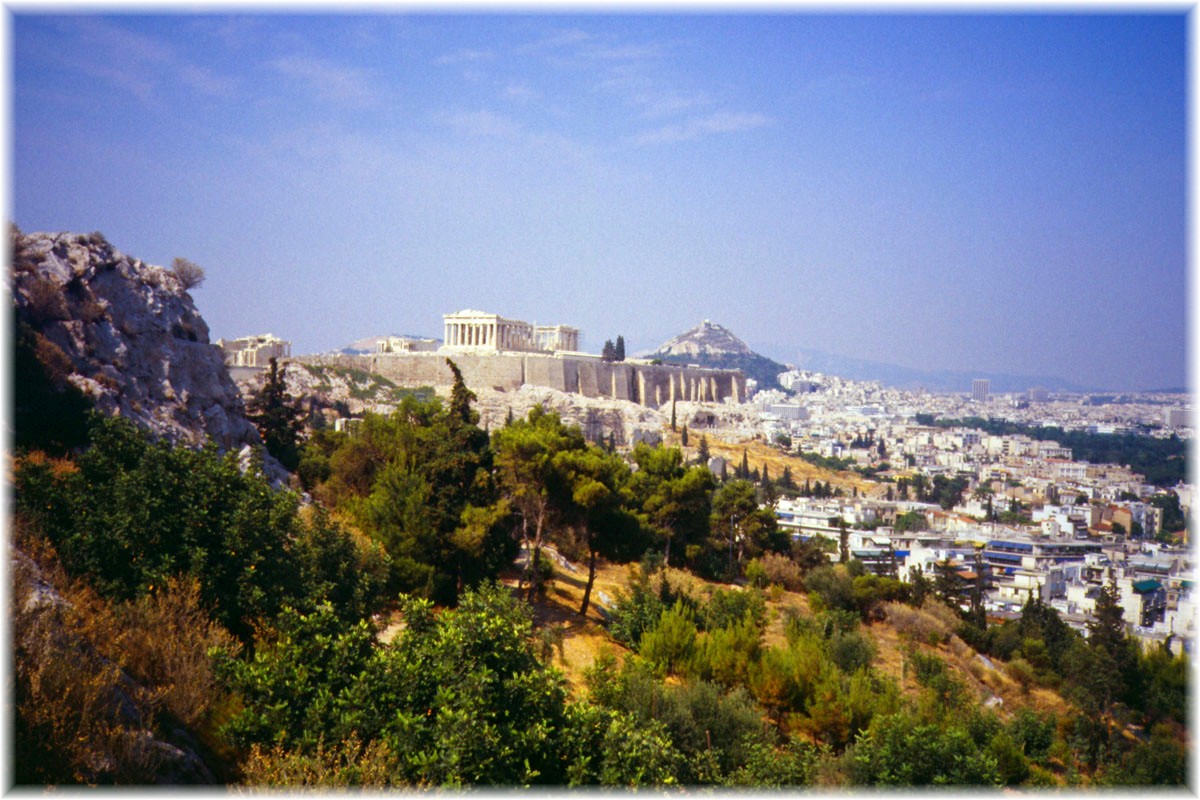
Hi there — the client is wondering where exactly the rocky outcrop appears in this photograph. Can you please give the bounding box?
[10,230,260,452]
[649,320,788,391]
[235,360,423,424]
[654,319,758,359]
[472,385,667,447]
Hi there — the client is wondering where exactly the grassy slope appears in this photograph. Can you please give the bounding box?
[662,429,883,498]
[514,551,1072,726]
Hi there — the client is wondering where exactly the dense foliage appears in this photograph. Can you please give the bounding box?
[10,380,1190,788]
[14,415,386,642]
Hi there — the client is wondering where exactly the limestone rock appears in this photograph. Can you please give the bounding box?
[10,230,261,452]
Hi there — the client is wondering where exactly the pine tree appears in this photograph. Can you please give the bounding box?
[615,335,626,362]
[696,435,710,463]
[602,339,616,362]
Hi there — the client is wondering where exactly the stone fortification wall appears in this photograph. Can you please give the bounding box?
[295,352,744,408]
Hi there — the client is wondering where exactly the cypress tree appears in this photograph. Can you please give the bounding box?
[740,449,750,480]
[615,335,626,362]
[681,423,689,447]
[248,356,303,471]
[697,435,710,463]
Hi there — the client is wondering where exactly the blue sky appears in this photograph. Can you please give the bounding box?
[11,11,1189,391]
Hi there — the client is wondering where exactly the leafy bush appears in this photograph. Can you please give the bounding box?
[827,629,876,674]
[848,713,1001,786]
[13,415,382,642]
[727,738,826,787]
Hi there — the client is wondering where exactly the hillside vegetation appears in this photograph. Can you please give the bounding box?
[12,386,1187,788]
[8,231,1188,789]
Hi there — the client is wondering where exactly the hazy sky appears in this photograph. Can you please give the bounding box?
[11,11,1188,391]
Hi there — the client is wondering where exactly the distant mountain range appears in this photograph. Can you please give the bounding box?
[781,347,1096,394]
[643,320,788,391]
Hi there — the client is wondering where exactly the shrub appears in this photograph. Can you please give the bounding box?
[745,558,767,588]
[882,601,954,645]
[805,564,855,613]
[170,257,206,291]
[598,713,682,786]
[105,577,240,728]
[701,586,766,632]
[758,551,805,591]
[24,275,69,322]
[827,629,875,674]
[12,531,223,784]
[31,332,75,385]
[240,735,399,787]
[848,713,1001,786]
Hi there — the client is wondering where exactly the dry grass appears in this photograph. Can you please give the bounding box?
[663,430,881,497]
[12,523,237,784]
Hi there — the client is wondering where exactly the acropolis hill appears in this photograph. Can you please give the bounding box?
[294,309,747,408]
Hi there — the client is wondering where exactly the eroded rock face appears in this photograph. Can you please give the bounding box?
[10,230,261,452]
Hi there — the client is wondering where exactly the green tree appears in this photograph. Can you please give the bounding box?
[614,335,626,362]
[602,340,617,362]
[493,406,587,602]
[317,387,507,604]
[629,443,714,566]
[554,444,650,615]
[640,602,699,676]
[709,480,779,579]
[248,357,304,471]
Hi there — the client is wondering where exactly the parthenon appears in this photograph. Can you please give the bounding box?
[442,309,580,354]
